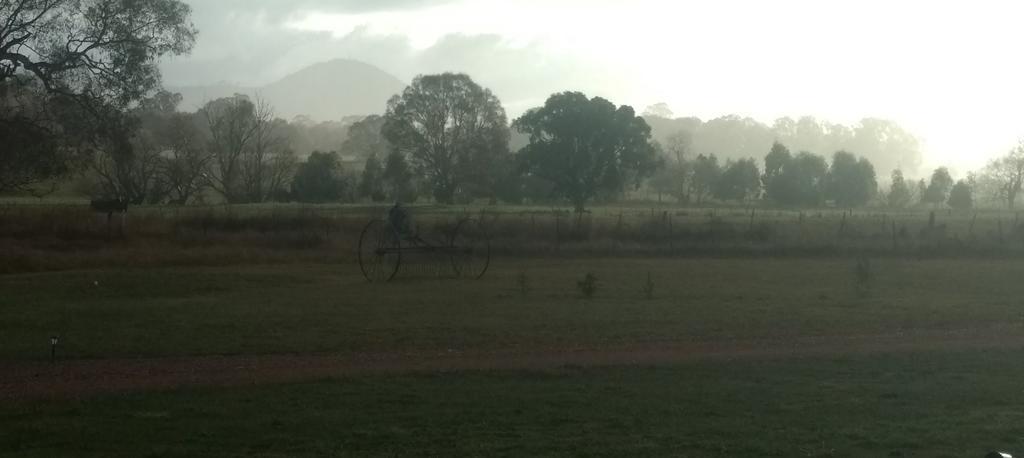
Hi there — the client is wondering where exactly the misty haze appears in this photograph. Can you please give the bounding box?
[3,1,1024,457]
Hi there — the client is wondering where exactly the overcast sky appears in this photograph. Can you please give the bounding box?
[161,0,1024,174]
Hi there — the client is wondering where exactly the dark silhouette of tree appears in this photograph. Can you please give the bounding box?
[762,142,791,192]
[826,151,877,208]
[514,91,658,213]
[714,158,761,202]
[764,149,828,207]
[382,73,510,204]
[0,0,196,192]
[982,143,1024,209]
[948,179,974,210]
[358,154,385,202]
[0,87,66,193]
[382,152,417,203]
[292,151,348,203]
[689,154,721,204]
[922,167,954,207]
[887,169,913,208]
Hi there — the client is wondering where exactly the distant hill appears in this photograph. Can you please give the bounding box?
[169,59,407,121]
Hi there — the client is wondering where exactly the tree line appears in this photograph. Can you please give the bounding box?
[1,0,1018,212]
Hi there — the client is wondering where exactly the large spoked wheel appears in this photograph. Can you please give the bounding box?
[449,218,491,279]
[358,219,402,282]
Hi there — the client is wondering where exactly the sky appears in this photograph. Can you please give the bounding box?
[160,0,1024,175]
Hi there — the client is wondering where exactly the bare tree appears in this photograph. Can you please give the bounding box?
[240,98,296,202]
[982,142,1024,209]
[202,95,258,203]
[159,113,210,204]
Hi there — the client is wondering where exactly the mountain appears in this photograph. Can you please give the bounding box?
[169,59,406,121]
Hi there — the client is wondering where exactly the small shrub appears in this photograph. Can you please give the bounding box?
[641,271,655,300]
[577,273,598,299]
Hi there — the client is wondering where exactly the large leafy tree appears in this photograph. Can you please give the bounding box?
[292,151,348,203]
[764,149,828,207]
[514,92,658,212]
[826,151,877,208]
[922,167,954,207]
[381,73,510,204]
[948,179,973,210]
[0,0,197,193]
[714,158,761,202]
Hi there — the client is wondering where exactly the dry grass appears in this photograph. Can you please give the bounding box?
[5,202,1024,274]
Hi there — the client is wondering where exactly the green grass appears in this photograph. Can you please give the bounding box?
[3,258,1024,361]
[3,347,1024,457]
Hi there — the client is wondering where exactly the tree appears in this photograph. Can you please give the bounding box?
[714,158,761,202]
[0,0,196,192]
[0,89,66,193]
[948,179,973,210]
[762,141,791,191]
[689,154,721,204]
[826,151,877,208]
[382,152,418,203]
[982,143,1024,209]
[382,73,510,203]
[340,115,387,161]
[240,99,295,202]
[764,150,828,207]
[514,92,658,212]
[292,151,348,203]
[0,0,196,106]
[922,167,954,207]
[91,90,202,203]
[358,154,385,202]
[648,164,677,203]
[202,95,257,203]
[659,132,695,203]
[643,102,674,119]
[887,169,913,208]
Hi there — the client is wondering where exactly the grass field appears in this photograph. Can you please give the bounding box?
[3,258,1024,361]
[5,203,1024,456]
[4,348,1024,457]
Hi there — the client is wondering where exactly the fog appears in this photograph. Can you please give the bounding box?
[160,0,1024,174]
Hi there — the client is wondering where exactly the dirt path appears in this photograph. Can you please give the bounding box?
[3,327,1024,402]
